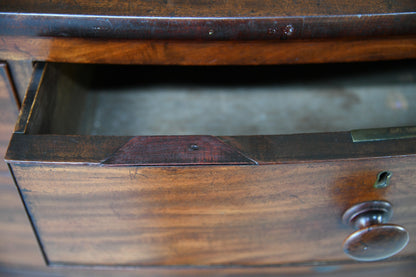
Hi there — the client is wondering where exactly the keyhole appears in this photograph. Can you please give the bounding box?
[374,171,392,189]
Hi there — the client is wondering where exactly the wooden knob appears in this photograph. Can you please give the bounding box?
[342,201,409,262]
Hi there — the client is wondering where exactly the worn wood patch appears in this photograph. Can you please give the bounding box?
[102,136,257,166]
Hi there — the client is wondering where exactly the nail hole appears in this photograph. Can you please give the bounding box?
[189,144,199,151]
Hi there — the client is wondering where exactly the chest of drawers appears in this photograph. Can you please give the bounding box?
[1,0,416,276]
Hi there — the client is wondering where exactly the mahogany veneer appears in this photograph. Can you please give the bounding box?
[5,60,416,268]
[1,0,416,275]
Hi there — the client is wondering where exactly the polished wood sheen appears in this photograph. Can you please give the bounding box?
[1,1,415,40]
[9,158,416,266]
[6,62,416,166]
[5,60,416,268]
[2,0,415,16]
[344,225,409,262]
[1,36,416,65]
[1,0,416,276]
[342,201,409,262]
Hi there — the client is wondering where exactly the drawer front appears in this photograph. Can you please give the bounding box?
[5,62,416,267]
[10,159,416,266]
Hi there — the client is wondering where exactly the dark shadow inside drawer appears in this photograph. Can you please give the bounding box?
[26,61,416,136]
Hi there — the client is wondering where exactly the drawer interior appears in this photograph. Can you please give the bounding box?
[9,61,416,267]
[26,61,416,136]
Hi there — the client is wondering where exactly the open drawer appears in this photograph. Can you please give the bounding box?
[5,62,416,267]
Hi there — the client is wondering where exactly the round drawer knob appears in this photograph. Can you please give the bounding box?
[342,201,409,262]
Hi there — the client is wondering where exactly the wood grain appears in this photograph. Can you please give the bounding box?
[0,65,46,269]
[1,0,415,41]
[1,165,416,274]
[13,62,46,134]
[0,13,415,40]
[7,60,33,105]
[1,0,415,17]
[7,133,416,166]
[0,63,19,171]
[103,136,257,166]
[221,134,416,164]
[1,0,414,41]
[6,62,416,166]
[9,158,416,266]
[1,36,416,65]
[0,173,45,267]
[0,1,416,275]
[1,169,416,276]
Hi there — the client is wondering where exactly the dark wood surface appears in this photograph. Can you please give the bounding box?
[2,68,416,274]
[0,62,45,270]
[9,158,416,266]
[0,173,45,267]
[0,63,19,170]
[2,0,415,16]
[1,1,416,275]
[1,36,416,65]
[6,62,416,167]
[2,168,416,274]
[6,60,33,105]
[2,161,416,277]
[5,62,416,266]
[7,133,416,166]
[343,225,410,262]
[0,1,415,40]
[102,136,257,166]
[0,13,415,41]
